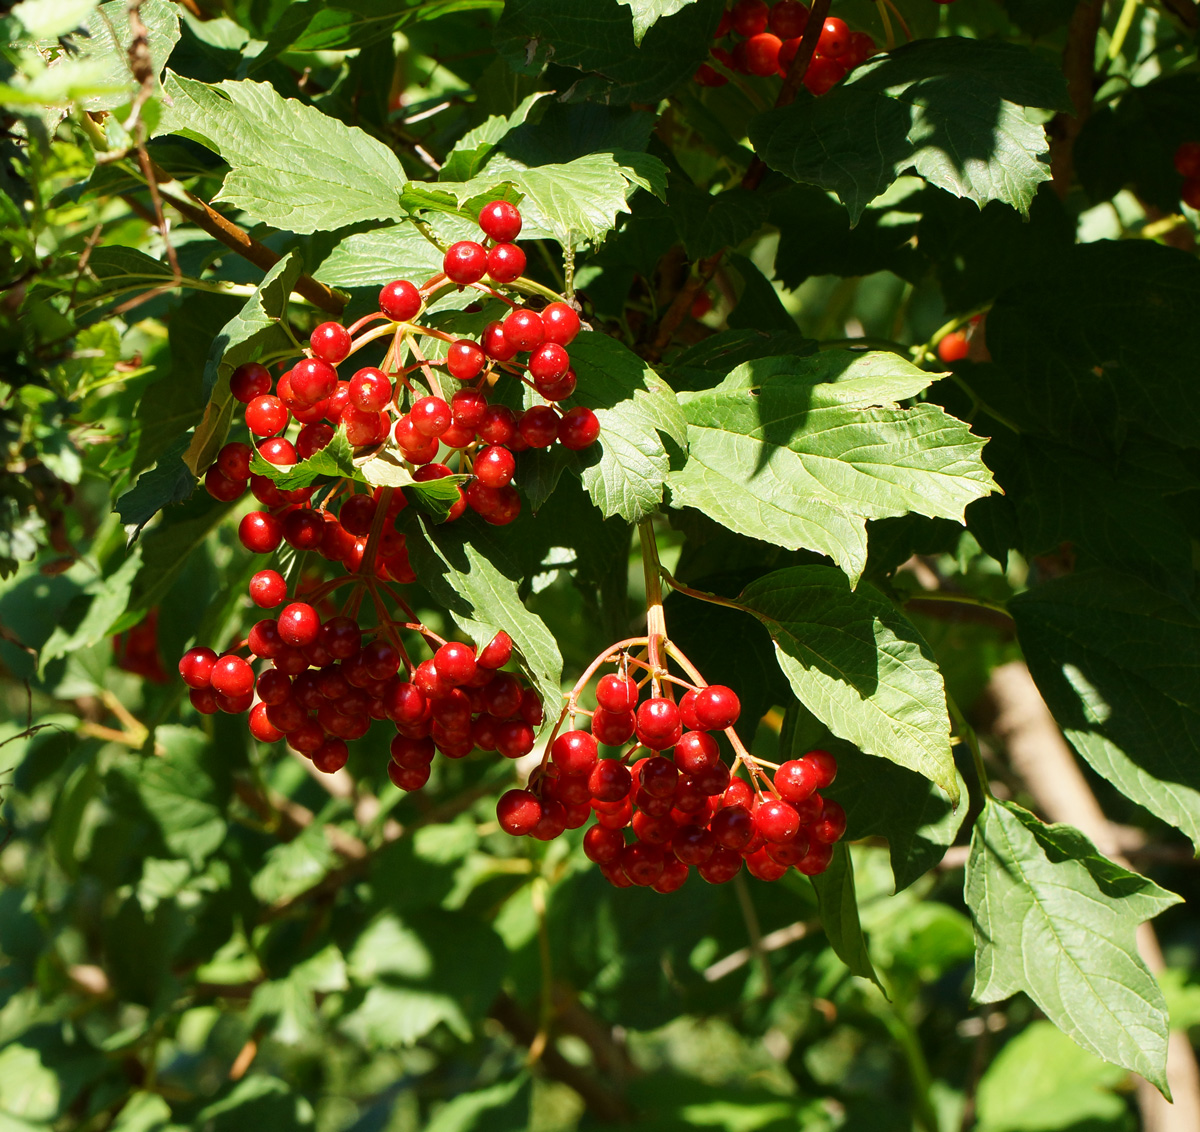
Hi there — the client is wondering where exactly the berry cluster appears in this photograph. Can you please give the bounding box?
[496,648,844,891]
[695,1,877,97]
[1175,141,1200,211]
[203,200,599,534]
[179,569,542,781]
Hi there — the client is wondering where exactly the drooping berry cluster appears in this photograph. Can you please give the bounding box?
[1174,141,1200,211]
[179,567,542,782]
[497,652,844,891]
[695,1,877,97]
[202,200,599,533]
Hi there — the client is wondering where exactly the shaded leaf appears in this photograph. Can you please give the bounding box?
[810,844,882,988]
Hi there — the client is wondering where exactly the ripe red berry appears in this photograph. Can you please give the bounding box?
[258,436,297,466]
[239,511,283,553]
[796,840,835,875]
[846,30,877,68]
[477,631,513,670]
[249,569,287,608]
[216,441,252,481]
[636,697,682,750]
[754,797,800,843]
[558,406,601,451]
[444,241,487,284]
[583,824,625,864]
[694,685,740,731]
[731,0,769,37]
[479,200,523,242]
[245,394,288,436]
[211,654,254,698]
[710,804,754,850]
[310,322,351,364]
[446,338,487,382]
[179,646,218,688]
[231,362,272,403]
[502,307,545,352]
[204,464,245,502]
[592,706,636,746]
[388,762,432,792]
[596,673,638,713]
[803,53,846,95]
[434,641,477,686]
[380,279,421,321]
[477,404,518,446]
[552,730,599,776]
[450,387,489,429]
[541,302,581,346]
[803,748,838,788]
[486,243,526,283]
[535,369,577,403]
[812,798,846,844]
[1182,178,1200,210]
[589,758,633,802]
[349,367,392,412]
[675,730,719,774]
[769,0,809,37]
[744,32,782,76]
[291,357,338,406]
[694,63,728,87]
[474,444,516,488]
[746,846,790,881]
[496,719,536,758]
[640,755,679,798]
[276,603,319,648]
[698,845,743,884]
[518,405,560,449]
[410,396,451,438]
[497,789,542,835]
[1175,141,1200,179]
[938,330,970,363]
[817,16,849,57]
[528,343,570,384]
[773,758,819,803]
[481,320,518,361]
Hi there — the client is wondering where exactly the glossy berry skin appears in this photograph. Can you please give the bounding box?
[249,569,287,608]
[477,405,518,446]
[636,697,682,750]
[803,53,846,95]
[451,388,489,429]
[474,444,516,488]
[216,442,252,481]
[350,368,392,412]
[694,685,741,731]
[245,394,288,436]
[497,789,542,835]
[179,646,218,688]
[205,466,244,502]
[937,331,969,363]
[622,842,665,886]
[481,320,518,361]
[796,840,834,876]
[310,322,351,363]
[291,357,338,406]
[589,758,633,802]
[817,17,849,57]
[640,755,679,798]
[1175,141,1200,179]
[259,437,297,466]
[518,405,560,449]
[698,845,743,884]
[535,370,577,403]
[487,243,526,283]
[675,730,719,774]
[477,631,512,670]
[754,797,801,843]
[444,241,487,284]
[278,602,320,647]
[846,31,877,68]
[711,804,755,850]
[552,730,599,775]
[731,0,769,37]
[380,279,421,321]
[773,758,819,803]
[528,342,570,382]
[592,706,636,746]
[239,511,283,554]
[231,362,272,404]
[478,200,523,243]
[411,396,452,438]
[596,673,638,713]
[447,339,486,381]
[583,824,625,864]
[744,32,782,76]
[769,0,809,37]
[502,308,545,352]
[558,406,601,451]
[541,302,581,346]
[811,798,847,844]
[434,641,477,686]
[211,654,254,698]
[804,748,838,788]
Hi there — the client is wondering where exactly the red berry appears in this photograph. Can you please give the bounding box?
[528,342,570,383]
[731,0,769,37]
[444,241,487,284]
[447,339,486,381]
[584,824,625,864]
[639,755,679,798]
[482,320,518,361]
[486,243,526,283]
[769,0,809,38]
[349,367,392,412]
[535,369,577,403]
[245,394,288,436]
[746,846,789,881]
[291,357,338,406]
[817,16,849,57]
[541,302,581,346]
[478,200,523,243]
[477,630,513,669]
[464,482,521,526]
[698,845,743,884]
[310,322,351,364]
[338,494,377,536]
[239,511,283,554]
[204,465,245,502]
[477,404,518,446]
[773,758,818,803]
[674,730,719,774]
[695,63,728,87]
[296,422,334,460]
[635,697,681,750]
[552,730,598,776]
[1175,141,1200,179]
[277,602,319,648]
[496,719,535,758]
[449,387,488,430]
[622,842,665,886]
[592,706,636,746]
[249,569,286,608]
[248,701,285,743]
[231,362,271,403]
[710,804,754,850]
[744,32,782,76]
[474,444,516,488]
[258,436,297,466]
[179,646,217,688]
[502,308,545,352]
[394,417,439,462]
[558,406,600,451]
[937,331,969,363]
[217,441,252,481]
[589,759,632,802]
[694,685,740,731]
[845,30,877,68]
[796,840,835,875]
[1182,178,1200,210]
[434,641,477,686]
[211,654,254,698]
[803,52,846,95]
[411,395,451,438]
[380,279,421,321]
[596,673,638,713]
[388,761,432,792]
[518,405,560,449]
[497,788,542,835]
[804,748,838,788]
[811,797,846,844]
[753,797,800,843]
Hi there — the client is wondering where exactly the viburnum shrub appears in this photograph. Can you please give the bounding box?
[5,0,1200,1122]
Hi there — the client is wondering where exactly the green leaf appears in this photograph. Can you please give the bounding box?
[440,92,551,182]
[749,38,1069,224]
[155,73,407,233]
[495,0,723,105]
[407,516,563,709]
[313,224,446,290]
[965,799,1180,1095]
[616,0,698,44]
[184,251,302,477]
[115,435,196,532]
[358,450,468,523]
[249,428,358,491]
[667,350,996,584]
[251,824,341,906]
[195,1076,314,1132]
[1011,570,1200,852]
[425,1075,530,1132]
[38,551,141,672]
[74,0,180,112]
[975,1021,1126,1132]
[810,844,883,989]
[12,0,97,39]
[739,565,958,804]
[671,185,768,262]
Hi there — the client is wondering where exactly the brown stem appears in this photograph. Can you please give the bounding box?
[143,160,346,314]
[638,520,667,692]
[1049,0,1104,198]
